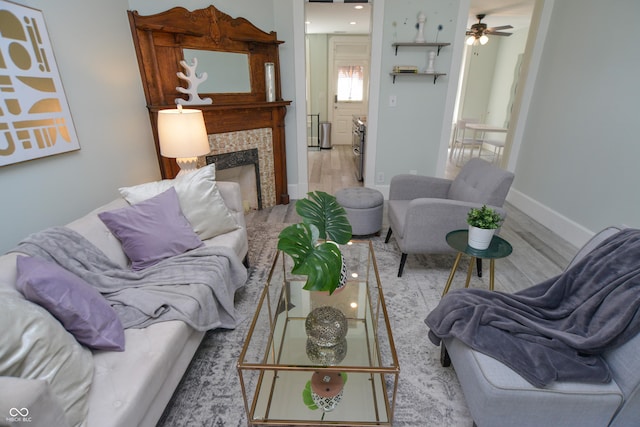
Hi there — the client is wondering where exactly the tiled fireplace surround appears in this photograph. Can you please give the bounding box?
[197,128,276,209]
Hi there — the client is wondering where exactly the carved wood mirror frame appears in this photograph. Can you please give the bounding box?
[128,5,290,204]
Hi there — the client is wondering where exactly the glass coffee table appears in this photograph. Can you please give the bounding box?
[237,241,399,426]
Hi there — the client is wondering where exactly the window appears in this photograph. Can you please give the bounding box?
[336,65,364,102]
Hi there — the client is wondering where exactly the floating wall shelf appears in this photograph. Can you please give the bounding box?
[390,72,447,84]
[392,42,451,56]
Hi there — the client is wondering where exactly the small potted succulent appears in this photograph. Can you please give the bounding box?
[466,205,503,250]
[277,191,352,295]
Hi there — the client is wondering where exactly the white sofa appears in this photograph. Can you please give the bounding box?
[0,180,248,427]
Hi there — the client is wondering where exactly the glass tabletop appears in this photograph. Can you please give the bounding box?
[446,229,513,259]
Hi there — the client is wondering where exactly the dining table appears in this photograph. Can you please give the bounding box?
[464,123,508,163]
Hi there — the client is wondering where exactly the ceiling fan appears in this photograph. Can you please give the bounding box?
[466,14,513,45]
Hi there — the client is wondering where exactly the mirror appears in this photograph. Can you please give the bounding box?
[182,49,251,94]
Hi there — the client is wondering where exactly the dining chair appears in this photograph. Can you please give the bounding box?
[450,119,483,166]
[482,138,505,164]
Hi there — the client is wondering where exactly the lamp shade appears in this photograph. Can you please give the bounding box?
[157,107,210,159]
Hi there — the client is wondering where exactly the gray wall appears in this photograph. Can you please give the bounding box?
[307,34,329,123]
[512,0,640,235]
[1,0,159,254]
[374,0,460,179]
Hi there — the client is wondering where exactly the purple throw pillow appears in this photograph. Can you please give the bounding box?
[98,187,203,270]
[16,255,125,351]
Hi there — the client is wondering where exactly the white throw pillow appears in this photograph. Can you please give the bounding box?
[119,164,239,240]
[0,294,94,427]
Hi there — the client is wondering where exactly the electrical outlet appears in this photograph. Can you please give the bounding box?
[376,172,385,183]
[389,95,397,107]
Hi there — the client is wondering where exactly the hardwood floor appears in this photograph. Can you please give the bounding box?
[307,145,362,195]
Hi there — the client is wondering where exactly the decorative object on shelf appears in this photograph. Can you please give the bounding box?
[303,371,347,412]
[306,306,348,348]
[175,58,213,106]
[393,65,418,73]
[467,205,504,250]
[157,105,211,176]
[264,62,276,102]
[277,191,352,294]
[0,1,81,167]
[306,337,347,366]
[414,12,426,43]
[425,51,436,74]
[434,24,443,43]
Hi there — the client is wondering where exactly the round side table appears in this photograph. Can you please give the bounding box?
[442,229,513,296]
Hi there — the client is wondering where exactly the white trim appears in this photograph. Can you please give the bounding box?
[293,0,308,199]
[506,189,594,248]
[436,0,471,177]
[363,0,383,188]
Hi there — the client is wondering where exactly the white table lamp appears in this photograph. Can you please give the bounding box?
[158,105,210,176]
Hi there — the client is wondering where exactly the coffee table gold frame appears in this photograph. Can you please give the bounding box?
[237,241,400,426]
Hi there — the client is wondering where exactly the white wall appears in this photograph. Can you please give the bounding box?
[0,0,159,254]
[510,0,640,243]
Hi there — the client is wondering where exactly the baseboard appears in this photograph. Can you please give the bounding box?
[506,189,594,248]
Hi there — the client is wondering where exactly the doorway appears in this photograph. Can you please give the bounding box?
[304,2,372,194]
[447,1,534,178]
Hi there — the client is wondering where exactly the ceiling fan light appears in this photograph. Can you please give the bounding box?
[479,35,489,45]
[466,36,476,46]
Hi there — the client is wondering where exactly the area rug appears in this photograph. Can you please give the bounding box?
[158,222,474,426]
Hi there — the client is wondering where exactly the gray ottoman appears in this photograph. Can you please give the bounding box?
[336,187,384,236]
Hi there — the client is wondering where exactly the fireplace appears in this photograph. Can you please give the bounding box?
[205,148,262,210]
[128,5,291,207]
[199,128,276,209]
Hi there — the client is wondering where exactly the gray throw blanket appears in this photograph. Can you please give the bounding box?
[425,228,640,388]
[15,226,248,331]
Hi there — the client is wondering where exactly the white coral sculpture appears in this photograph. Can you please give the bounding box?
[175,58,213,105]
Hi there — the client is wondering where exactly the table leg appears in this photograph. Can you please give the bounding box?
[489,259,496,291]
[442,253,463,296]
[464,256,475,288]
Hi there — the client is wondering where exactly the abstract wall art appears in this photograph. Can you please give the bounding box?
[0,0,79,167]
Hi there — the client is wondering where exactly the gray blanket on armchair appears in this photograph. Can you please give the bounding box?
[425,228,640,388]
[15,226,248,331]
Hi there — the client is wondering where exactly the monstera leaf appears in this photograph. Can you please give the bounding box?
[277,191,352,294]
[277,223,343,294]
[296,191,352,244]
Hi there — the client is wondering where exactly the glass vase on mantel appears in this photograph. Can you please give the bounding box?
[468,225,495,250]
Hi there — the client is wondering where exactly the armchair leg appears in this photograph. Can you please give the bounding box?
[476,258,482,277]
[398,253,407,277]
[384,228,393,243]
[440,344,451,367]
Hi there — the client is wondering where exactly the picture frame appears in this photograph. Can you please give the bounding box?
[0,0,80,167]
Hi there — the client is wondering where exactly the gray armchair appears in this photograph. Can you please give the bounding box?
[385,158,514,276]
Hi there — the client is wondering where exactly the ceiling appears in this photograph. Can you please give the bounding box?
[304,0,534,35]
[305,3,372,34]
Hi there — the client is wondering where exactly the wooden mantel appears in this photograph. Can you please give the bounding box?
[128,5,291,205]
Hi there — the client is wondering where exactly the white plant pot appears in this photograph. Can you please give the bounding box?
[468,225,495,250]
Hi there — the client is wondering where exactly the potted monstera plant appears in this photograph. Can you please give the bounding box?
[277,191,352,295]
[466,205,503,250]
